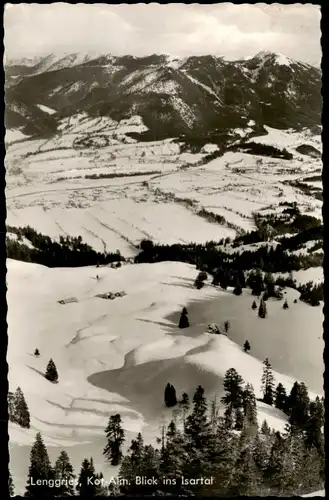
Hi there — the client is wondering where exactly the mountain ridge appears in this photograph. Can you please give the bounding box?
[5,51,322,141]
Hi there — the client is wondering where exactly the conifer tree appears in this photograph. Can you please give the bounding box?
[243,340,251,353]
[185,385,210,450]
[54,450,75,496]
[260,419,271,436]
[14,387,30,428]
[119,433,145,494]
[204,418,236,495]
[266,432,295,495]
[224,320,230,333]
[164,383,177,407]
[76,458,97,497]
[283,299,289,309]
[139,445,161,495]
[261,358,275,405]
[230,447,261,496]
[159,421,186,493]
[130,432,144,463]
[247,268,264,296]
[287,382,310,431]
[221,368,245,409]
[305,396,324,451]
[258,298,267,318]
[243,383,258,428]
[274,383,288,412]
[178,308,189,329]
[179,392,190,425]
[9,470,14,497]
[45,359,58,383]
[25,432,54,498]
[252,432,271,475]
[252,300,257,310]
[103,414,125,466]
[34,348,40,356]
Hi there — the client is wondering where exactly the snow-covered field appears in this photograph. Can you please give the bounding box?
[7,259,323,494]
[5,117,322,255]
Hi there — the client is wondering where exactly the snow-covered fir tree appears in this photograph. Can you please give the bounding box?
[178,392,190,425]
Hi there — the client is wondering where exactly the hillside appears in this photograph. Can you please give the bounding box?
[7,258,323,494]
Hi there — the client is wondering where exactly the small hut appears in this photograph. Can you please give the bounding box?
[58,296,78,305]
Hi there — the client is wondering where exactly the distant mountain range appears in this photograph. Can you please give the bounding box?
[5,51,322,141]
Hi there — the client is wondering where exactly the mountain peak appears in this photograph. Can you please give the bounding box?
[254,51,293,66]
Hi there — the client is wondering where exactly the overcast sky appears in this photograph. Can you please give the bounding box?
[4,3,321,66]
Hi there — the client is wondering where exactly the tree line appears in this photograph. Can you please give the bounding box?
[193,266,322,307]
[6,226,124,268]
[135,237,322,276]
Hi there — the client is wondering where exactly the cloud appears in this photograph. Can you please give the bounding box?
[4,3,321,66]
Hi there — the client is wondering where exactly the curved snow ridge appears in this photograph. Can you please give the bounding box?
[185,335,319,401]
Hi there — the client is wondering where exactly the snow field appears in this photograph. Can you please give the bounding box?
[7,259,323,494]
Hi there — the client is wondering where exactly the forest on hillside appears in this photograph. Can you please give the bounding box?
[10,365,324,497]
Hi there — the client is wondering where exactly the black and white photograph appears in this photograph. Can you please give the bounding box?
[4,3,324,497]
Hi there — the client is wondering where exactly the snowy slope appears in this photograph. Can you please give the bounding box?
[7,259,323,494]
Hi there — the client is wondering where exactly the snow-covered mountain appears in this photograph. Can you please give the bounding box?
[5,51,321,139]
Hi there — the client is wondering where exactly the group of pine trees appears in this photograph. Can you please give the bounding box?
[23,432,106,498]
[260,358,324,448]
[114,383,323,496]
[18,371,323,498]
[8,360,58,432]
[8,387,30,428]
